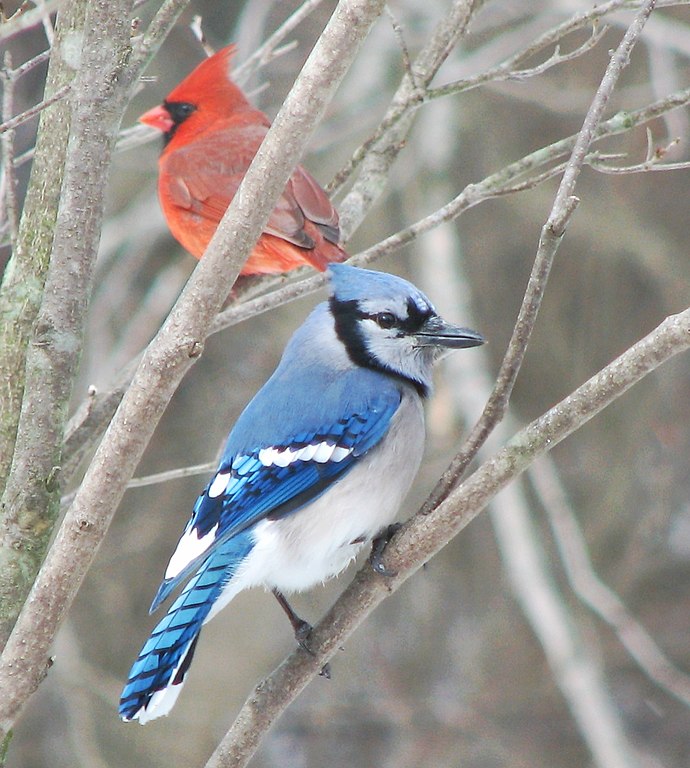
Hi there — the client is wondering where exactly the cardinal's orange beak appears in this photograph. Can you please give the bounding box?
[139,104,174,133]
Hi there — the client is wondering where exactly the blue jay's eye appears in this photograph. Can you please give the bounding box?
[374,312,396,329]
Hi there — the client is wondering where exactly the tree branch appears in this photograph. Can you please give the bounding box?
[336,0,479,238]
[128,0,192,73]
[0,0,137,651]
[0,0,61,44]
[0,52,20,251]
[410,101,643,768]
[423,0,658,512]
[530,458,690,708]
[0,0,89,645]
[0,83,72,134]
[0,0,388,738]
[0,0,85,496]
[232,0,331,84]
[0,0,208,653]
[204,305,690,768]
[329,0,619,204]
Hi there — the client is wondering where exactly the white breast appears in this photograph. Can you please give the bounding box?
[206,388,425,621]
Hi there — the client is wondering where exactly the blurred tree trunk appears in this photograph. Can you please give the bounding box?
[0,0,137,650]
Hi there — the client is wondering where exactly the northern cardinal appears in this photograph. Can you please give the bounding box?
[140,45,347,276]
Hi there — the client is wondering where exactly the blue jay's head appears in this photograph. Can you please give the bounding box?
[327,264,485,396]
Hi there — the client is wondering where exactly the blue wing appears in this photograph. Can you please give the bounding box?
[149,388,401,612]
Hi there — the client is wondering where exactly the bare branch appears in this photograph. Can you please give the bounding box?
[189,15,215,56]
[588,134,690,172]
[0,0,137,654]
[8,49,51,80]
[0,0,389,737]
[0,0,87,586]
[0,52,20,250]
[428,20,608,100]
[0,84,71,134]
[8,144,34,168]
[552,3,657,232]
[492,482,646,768]
[129,0,192,73]
[333,0,479,231]
[205,306,690,768]
[423,0,658,512]
[411,159,643,768]
[435,0,690,100]
[34,0,56,45]
[0,0,60,44]
[0,0,210,657]
[61,461,217,508]
[114,122,157,153]
[127,461,217,488]
[530,458,690,708]
[232,0,331,84]
[329,0,631,204]
[384,6,415,82]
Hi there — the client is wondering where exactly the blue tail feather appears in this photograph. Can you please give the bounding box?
[119,532,254,721]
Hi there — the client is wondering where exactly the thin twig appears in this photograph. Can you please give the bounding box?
[0,83,71,134]
[129,0,192,73]
[0,0,60,44]
[328,0,625,201]
[9,145,33,168]
[385,6,415,83]
[61,461,217,508]
[588,134,690,172]
[422,0,658,514]
[128,461,217,488]
[35,0,55,45]
[530,457,690,708]
[189,14,216,56]
[331,0,478,219]
[113,122,157,153]
[428,21,608,100]
[9,49,51,80]
[232,0,330,84]
[412,151,642,768]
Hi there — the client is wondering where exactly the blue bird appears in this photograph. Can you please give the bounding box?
[119,264,484,723]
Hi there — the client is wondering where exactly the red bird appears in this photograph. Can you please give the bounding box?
[139,45,347,276]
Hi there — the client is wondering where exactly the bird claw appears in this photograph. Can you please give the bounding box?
[293,619,331,679]
[369,523,402,577]
[293,618,314,651]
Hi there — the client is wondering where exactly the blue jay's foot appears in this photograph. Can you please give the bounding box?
[272,589,331,678]
[370,523,403,577]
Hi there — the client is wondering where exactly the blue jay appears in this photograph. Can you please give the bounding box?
[119,264,484,723]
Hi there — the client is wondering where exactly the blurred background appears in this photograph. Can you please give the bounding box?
[2,0,690,766]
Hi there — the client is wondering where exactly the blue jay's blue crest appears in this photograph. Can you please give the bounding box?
[119,264,484,724]
[328,262,434,315]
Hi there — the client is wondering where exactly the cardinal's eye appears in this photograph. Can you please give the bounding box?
[166,101,196,123]
[374,312,396,329]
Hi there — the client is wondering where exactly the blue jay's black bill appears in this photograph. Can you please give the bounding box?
[415,315,485,349]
